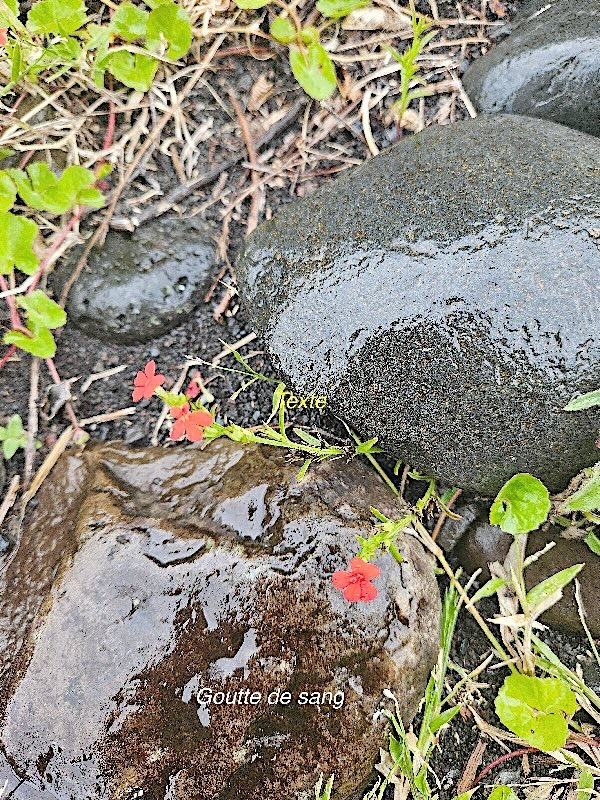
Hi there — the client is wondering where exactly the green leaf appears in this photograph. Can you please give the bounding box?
[564,389,600,412]
[429,705,460,734]
[0,212,39,275]
[526,564,584,610]
[27,0,87,35]
[299,25,319,44]
[4,322,56,358]
[490,473,551,535]
[495,673,577,751]
[17,290,66,329]
[577,768,595,800]
[316,0,370,18]
[111,2,149,41]
[562,465,600,513]
[289,42,336,100]
[8,163,104,215]
[0,0,18,27]
[488,789,519,800]
[354,436,381,455]
[146,0,192,59]
[293,428,322,447]
[107,50,158,91]
[584,532,600,556]
[297,458,311,481]
[270,14,295,43]
[234,0,271,8]
[0,414,27,460]
[0,172,16,212]
[10,40,22,83]
[471,577,506,604]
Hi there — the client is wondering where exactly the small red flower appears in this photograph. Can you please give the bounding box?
[332,558,380,602]
[185,376,201,399]
[132,360,165,402]
[170,403,213,443]
[0,29,8,47]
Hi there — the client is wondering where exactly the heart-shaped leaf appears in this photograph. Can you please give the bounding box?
[27,0,87,35]
[495,673,576,752]
[111,2,149,41]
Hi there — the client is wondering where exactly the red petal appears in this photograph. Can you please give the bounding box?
[359,581,378,601]
[189,410,213,427]
[350,558,380,580]
[132,386,144,402]
[332,570,354,589]
[343,583,364,602]
[134,371,147,386]
[170,418,186,440]
[170,404,190,419]
[145,360,156,377]
[185,424,205,443]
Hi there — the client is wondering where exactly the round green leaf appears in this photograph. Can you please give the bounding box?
[0,212,39,275]
[146,1,192,60]
[0,172,17,212]
[27,0,87,35]
[489,473,551,535]
[495,673,576,752]
[289,42,337,101]
[316,0,370,19]
[4,324,56,358]
[270,14,295,44]
[17,290,67,329]
[111,2,149,41]
[107,51,158,91]
[234,0,271,8]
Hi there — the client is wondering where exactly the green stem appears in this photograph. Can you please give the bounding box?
[413,519,516,672]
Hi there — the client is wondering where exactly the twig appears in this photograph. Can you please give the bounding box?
[45,358,82,434]
[0,475,20,529]
[431,486,462,540]
[0,345,17,371]
[23,356,39,487]
[228,88,261,234]
[128,98,306,228]
[80,364,127,394]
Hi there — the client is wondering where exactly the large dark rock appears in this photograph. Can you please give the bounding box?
[0,440,440,800]
[454,520,600,637]
[463,0,600,136]
[59,216,215,343]
[236,115,600,495]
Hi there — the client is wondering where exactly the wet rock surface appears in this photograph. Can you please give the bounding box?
[56,216,215,343]
[463,1,600,136]
[454,521,600,636]
[237,114,600,495]
[0,440,440,800]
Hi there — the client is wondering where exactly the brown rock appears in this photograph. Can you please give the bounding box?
[455,521,600,636]
[0,440,440,799]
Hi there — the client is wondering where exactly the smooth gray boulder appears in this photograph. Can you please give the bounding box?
[463,0,600,136]
[59,216,215,343]
[236,115,600,495]
[0,440,440,800]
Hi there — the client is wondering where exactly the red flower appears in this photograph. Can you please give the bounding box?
[0,29,7,47]
[332,558,380,602]
[132,360,165,402]
[170,403,213,442]
[185,376,201,399]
